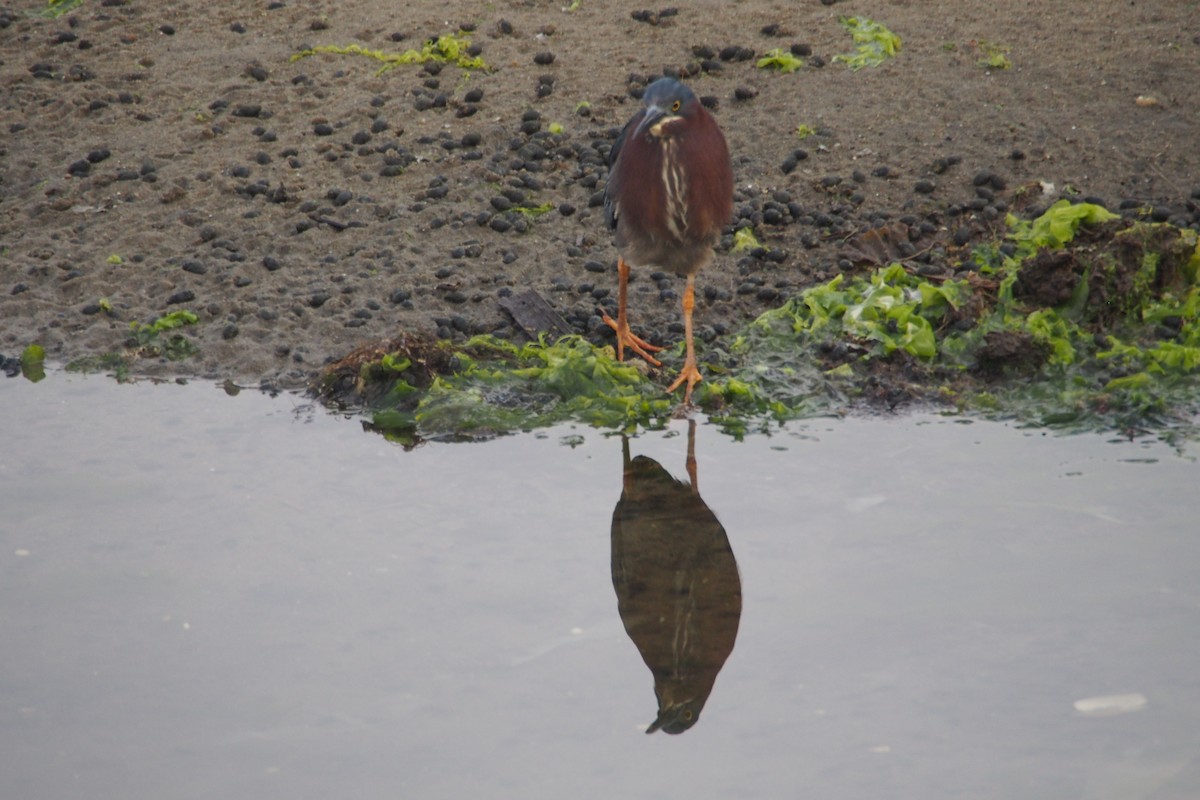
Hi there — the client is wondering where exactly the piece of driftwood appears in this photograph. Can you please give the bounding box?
[498,289,572,338]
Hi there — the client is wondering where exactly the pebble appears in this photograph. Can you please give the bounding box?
[780,149,808,175]
[167,289,195,305]
[719,45,755,62]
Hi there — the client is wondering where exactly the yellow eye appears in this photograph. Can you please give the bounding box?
[671,100,681,112]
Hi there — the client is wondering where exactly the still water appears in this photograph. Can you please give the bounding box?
[2,373,1198,799]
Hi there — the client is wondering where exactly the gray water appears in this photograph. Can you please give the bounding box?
[2,373,1198,800]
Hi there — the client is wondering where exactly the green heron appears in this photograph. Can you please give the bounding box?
[603,78,734,405]
[611,421,742,733]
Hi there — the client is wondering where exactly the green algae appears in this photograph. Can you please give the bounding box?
[32,0,83,19]
[291,35,490,76]
[20,344,46,382]
[833,17,902,70]
[976,41,1013,70]
[323,205,1199,444]
[131,310,199,361]
[63,311,200,380]
[731,228,763,253]
[756,49,805,74]
[345,336,676,445]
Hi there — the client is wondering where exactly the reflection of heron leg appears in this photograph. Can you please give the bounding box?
[686,419,698,492]
[621,435,633,490]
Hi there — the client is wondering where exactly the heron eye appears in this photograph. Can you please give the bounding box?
[671,100,681,112]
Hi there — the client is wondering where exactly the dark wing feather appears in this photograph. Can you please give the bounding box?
[604,110,642,231]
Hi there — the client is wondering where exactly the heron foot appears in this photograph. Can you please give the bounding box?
[666,360,703,406]
[600,310,663,366]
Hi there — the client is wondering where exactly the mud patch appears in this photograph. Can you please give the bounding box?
[1014,250,1081,309]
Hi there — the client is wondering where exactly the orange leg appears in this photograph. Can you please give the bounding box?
[666,274,702,405]
[601,256,663,366]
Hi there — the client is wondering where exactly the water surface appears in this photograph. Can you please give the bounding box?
[3,374,1198,799]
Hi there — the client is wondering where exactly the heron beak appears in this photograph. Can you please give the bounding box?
[644,701,697,734]
[635,104,681,139]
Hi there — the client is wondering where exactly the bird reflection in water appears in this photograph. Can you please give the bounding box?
[610,420,742,734]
